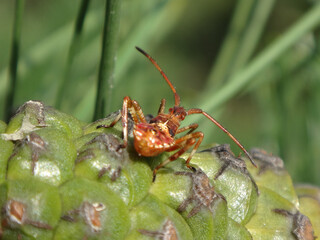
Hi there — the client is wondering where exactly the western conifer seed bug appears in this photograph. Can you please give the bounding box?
[97,47,257,181]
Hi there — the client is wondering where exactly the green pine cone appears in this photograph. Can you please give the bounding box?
[0,101,319,240]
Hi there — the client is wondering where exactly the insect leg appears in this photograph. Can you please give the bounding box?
[97,97,147,149]
[96,97,132,148]
[152,138,196,181]
[172,131,204,166]
[132,100,147,123]
[176,123,199,135]
[187,108,257,168]
[153,132,204,181]
[157,99,166,114]
[121,96,142,148]
[96,111,122,129]
[118,97,147,148]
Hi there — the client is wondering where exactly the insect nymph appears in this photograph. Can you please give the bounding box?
[98,47,256,180]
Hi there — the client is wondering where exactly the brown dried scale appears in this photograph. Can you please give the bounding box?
[61,201,106,233]
[203,144,259,194]
[15,100,46,126]
[82,202,106,233]
[8,132,47,175]
[76,149,96,164]
[98,166,121,181]
[139,219,178,240]
[86,134,126,158]
[1,200,52,230]
[1,101,47,141]
[76,133,127,181]
[2,200,26,227]
[174,167,226,218]
[26,132,47,175]
[250,148,284,175]
[273,209,316,240]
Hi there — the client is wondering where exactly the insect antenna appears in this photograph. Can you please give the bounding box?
[135,46,180,107]
[187,108,257,168]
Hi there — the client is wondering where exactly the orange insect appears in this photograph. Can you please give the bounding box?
[98,47,256,180]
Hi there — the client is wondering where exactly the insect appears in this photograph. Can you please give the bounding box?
[98,47,256,180]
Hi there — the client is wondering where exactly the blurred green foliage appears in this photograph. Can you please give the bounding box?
[0,0,319,185]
